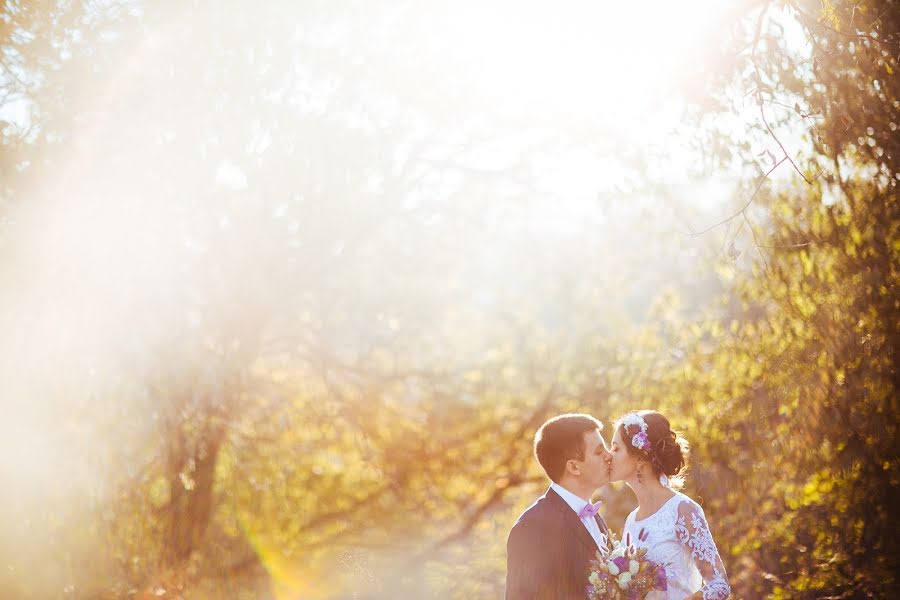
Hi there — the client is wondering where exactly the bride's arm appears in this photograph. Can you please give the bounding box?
[675,501,731,600]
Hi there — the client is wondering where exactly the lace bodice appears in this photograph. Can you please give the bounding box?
[621,492,730,600]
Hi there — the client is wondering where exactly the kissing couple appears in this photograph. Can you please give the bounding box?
[505,411,731,600]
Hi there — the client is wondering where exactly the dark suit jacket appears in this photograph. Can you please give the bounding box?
[505,487,610,600]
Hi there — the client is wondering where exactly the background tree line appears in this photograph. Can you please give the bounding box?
[0,0,896,598]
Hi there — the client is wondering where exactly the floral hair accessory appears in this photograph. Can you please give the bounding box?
[622,413,650,450]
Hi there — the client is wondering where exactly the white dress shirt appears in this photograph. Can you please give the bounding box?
[550,482,608,552]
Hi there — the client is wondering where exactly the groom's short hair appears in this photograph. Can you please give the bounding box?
[534,413,604,483]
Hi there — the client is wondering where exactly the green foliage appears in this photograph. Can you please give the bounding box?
[1,0,897,599]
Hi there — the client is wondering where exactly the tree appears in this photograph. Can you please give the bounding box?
[656,0,899,596]
[3,1,895,598]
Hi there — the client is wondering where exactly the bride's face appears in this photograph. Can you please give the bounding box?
[608,426,640,483]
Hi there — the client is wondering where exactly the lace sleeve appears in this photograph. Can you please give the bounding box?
[674,500,731,600]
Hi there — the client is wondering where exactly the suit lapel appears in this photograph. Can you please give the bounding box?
[545,487,601,553]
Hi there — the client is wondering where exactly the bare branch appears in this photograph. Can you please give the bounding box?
[743,211,770,274]
[687,156,788,236]
[757,241,814,249]
[757,101,814,185]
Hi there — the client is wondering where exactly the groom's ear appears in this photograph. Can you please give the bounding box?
[565,458,580,476]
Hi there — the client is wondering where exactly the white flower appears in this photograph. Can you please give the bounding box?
[610,546,627,559]
[607,561,620,576]
[629,560,640,575]
[622,414,646,431]
[589,572,600,586]
[617,572,632,589]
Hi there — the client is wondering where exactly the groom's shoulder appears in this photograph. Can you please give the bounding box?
[508,489,564,549]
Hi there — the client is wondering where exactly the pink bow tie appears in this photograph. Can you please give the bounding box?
[578,500,602,520]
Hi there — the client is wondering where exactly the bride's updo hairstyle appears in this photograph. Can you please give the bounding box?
[614,410,690,489]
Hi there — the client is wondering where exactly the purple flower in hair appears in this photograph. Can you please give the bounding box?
[632,431,649,450]
[613,556,629,572]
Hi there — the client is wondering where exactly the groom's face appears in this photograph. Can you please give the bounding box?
[577,429,612,488]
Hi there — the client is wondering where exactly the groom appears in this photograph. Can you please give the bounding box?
[506,413,612,600]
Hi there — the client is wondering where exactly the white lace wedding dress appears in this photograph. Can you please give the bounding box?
[621,491,731,600]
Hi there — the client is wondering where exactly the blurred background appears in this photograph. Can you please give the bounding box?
[0,0,896,598]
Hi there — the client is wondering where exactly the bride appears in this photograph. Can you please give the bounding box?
[608,410,731,600]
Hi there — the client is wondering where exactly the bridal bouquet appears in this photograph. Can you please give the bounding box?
[586,536,667,600]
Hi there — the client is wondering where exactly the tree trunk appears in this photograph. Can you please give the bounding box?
[165,403,226,568]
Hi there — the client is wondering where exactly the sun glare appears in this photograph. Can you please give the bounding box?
[391,0,734,224]
[429,0,724,123]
